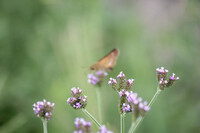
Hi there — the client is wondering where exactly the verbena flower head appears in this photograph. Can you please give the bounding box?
[33,99,55,121]
[108,71,134,91]
[159,78,168,90]
[117,71,126,90]
[88,70,108,86]
[156,67,168,81]
[67,87,87,109]
[167,73,179,88]
[127,92,150,117]
[127,92,142,105]
[74,118,91,133]
[97,125,113,133]
[156,67,179,90]
[108,78,117,90]
[139,101,150,116]
[119,89,129,97]
[122,103,131,113]
[126,79,134,91]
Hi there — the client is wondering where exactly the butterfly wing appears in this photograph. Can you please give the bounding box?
[90,48,120,71]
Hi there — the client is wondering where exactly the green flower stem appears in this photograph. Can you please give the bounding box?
[120,114,125,133]
[82,109,101,128]
[128,121,135,133]
[42,119,48,133]
[129,87,162,133]
[96,87,102,123]
[148,88,162,107]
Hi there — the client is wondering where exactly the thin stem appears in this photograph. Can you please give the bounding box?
[128,121,135,133]
[130,117,143,133]
[129,87,162,133]
[120,114,125,133]
[42,119,48,133]
[82,109,101,128]
[148,88,161,107]
[96,87,102,123]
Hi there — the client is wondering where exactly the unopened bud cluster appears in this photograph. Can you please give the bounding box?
[109,72,150,116]
[156,67,179,90]
[108,71,134,91]
[88,70,108,86]
[67,87,87,109]
[74,118,91,133]
[33,99,55,121]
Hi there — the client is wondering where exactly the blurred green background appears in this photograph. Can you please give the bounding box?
[0,0,200,132]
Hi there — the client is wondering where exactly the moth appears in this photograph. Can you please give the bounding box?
[90,48,120,71]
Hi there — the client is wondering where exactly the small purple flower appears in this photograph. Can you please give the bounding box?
[108,78,117,85]
[126,79,134,90]
[74,102,82,109]
[122,103,131,113]
[159,78,168,90]
[97,125,113,133]
[96,70,108,77]
[117,71,126,79]
[88,70,108,86]
[88,74,99,85]
[127,92,142,105]
[119,90,129,97]
[167,73,179,87]
[156,67,168,81]
[67,87,87,109]
[71,87,82,97]
[33,99,55,121]
[74,118,91,133]
[108,78,118,91]
[139,101,150,116]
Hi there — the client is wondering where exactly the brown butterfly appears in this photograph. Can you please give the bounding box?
[90,48,120,71]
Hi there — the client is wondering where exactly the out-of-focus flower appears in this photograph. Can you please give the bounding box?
[88,74,99,85]
[67,87,87,109]
[127,92,142,105]
[33,99,55,121]
[88,70,108,86]
[139,101,150,116]
[74,118,91,133]
[97,125,113,133]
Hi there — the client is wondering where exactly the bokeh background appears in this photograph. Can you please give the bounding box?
[0,0,200,133]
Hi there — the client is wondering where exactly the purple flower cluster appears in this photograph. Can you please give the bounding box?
[74,118,91,133]
[88,70,108,86]
[97,125,113,133]
[73,118,113,133]
[119,90,150,116]
[33,99,55,121]
[67,87,87,109]
[156,67,179,90]
[127,92,150,117]
[109,72,150,116]
[108,71,134,91]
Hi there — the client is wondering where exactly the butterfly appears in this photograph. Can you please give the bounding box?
[90,48,120,71]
